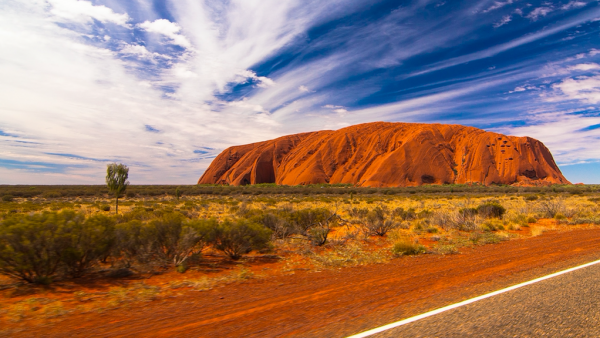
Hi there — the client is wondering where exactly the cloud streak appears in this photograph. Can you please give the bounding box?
[2,0,600,183]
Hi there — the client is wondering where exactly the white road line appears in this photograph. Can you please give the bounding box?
[346,258,600,338]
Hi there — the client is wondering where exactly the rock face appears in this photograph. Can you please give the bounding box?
[198,122,570,187]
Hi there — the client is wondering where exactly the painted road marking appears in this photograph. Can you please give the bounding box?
[346,258,600,338]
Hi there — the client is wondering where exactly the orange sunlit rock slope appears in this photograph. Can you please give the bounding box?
[198,122,570,187]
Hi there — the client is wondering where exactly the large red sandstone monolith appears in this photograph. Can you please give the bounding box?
[198,122,570,187]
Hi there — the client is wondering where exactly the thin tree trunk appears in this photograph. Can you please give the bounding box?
[116,195,119,214]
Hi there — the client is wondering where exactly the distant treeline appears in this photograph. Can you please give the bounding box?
[1,183,599,199]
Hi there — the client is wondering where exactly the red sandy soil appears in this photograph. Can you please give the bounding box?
[7,227,600,338]
[199,121,569,187]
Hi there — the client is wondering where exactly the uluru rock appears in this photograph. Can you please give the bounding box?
[198,122,570,187]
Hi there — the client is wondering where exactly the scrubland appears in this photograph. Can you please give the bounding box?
[0,184,599,327]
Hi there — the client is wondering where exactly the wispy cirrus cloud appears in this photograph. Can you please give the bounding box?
[138,19,192,48]
[483,0,515,13]
[494,15,513,27]
[2,0,600,183]
[527,6,554,20]
[48,0,131,26]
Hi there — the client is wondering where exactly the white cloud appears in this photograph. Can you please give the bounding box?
[256,77,276,88]
[568,63,600,71]
[562,1,586,10]
[483,0,514,13]
[498,111,600,165]
[494,15,512,28]
[509,86,526,93]
[48,0,130,27]
[3,0,600,184]
[237,70,276,88]
[549,75,600,104]
[227,99,271,115]
[0,0,299,184]
[119,44,170,60]
[322,104,348,115]
[526,6,554,20]
[138,19,192,48]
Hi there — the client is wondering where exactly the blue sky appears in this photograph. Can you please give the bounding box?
[1,0,600,184]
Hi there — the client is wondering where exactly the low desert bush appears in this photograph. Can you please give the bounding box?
[432,210,453,230]
[554,213,567,220]
[391,239,426,256]
[61,214,116,277]
[434,244,459,255]
[537,198,565,218]
[568,217,600,225]
[308,225,330,246]
[469,232,509,245]
[450,209,481,231]
[309,242,389,268]
[477,202,506,219]
[288,208,332,234]
[259,213,295,240]
[212,219,272,259]
[360,207,399,236]
[0,211,79,283]
[145,214,215,267]
[480,219,504,232]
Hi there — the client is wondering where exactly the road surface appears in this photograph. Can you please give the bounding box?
[369,259,600,337]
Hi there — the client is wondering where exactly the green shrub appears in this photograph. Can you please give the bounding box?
[146,214,215,266]
[212,219,271,259]
[459,207,478,216]
[259,213,295,239]
[469,232,508,245]
[392,240,426,256]
[568,217,600,225]
[393,207,417,220]
[538,198,565,218]
[480,219,503,232]
[1,195,14,202]
[0,211,75,283]
[417,209,433,219]
[308,226,330,246]
[361,207,399,236]
[434,244,459,255]
[60,214,116,277]
[288,208,331,233]
[477,203,506,219]
[113,220,149,266]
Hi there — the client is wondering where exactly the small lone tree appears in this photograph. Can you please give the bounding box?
[106,163,129,214]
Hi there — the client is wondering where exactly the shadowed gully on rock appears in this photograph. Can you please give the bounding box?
[198,122,570,187]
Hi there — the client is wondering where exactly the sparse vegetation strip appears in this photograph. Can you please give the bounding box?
[1,185,600,325]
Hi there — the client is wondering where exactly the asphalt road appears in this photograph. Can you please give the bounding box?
[370,260,600,338]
